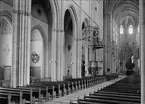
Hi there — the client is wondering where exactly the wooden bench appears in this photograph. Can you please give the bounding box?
[76,74,140,104]
[78,96,140,104]
[88,94,140,103]
[95,91,141,98]
[0,75,108,104]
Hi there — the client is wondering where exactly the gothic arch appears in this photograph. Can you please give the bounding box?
[68,5,79,35]
[30,26,46,78]
[0,13,12,84]
[31,0,59,28]
[31,25,47,48]
[63,5,79,78]
[0,11,12,33]
[0,11,12,23]
[48,0,60,30]
[31,0,60,80]
[63,5,79,35]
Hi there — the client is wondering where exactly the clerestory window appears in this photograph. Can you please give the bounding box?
[129,25,133,34]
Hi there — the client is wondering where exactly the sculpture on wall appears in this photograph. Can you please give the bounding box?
[31,52,40,64]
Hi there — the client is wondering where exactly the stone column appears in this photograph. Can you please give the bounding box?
[56,29,64,81]
[103,12,112,75]
[56,29,61,81]
[55,29,65,81]
[51,29,57,81]
[19,0,31,86]
[11,0,31,87]
[24,0,31,86]
[56,0,64,81]
[60,31,65,81]
[140,0,145,103]
[76,0,82,78]
[11,0,19,88]
[72,38,77,78]
[77,34,82,78]
[44,46,49,78]
[19,0,25,87]
[76,27,81,78]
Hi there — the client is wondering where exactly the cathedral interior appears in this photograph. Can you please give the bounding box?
[0,0,144,104]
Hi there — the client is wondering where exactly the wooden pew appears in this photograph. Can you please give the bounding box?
[0,75,108,104]
[95,91,141,98]
[76,74,140,104]
[78,96,140,104]
[0,88,33,104]
[88,94,140,103]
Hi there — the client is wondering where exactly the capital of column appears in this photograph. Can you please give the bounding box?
[12,9,31,16]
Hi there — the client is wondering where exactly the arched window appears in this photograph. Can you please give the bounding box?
[129,25,133,34]
[120,25,124,34]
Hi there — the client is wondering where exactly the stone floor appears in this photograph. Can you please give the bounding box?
[43,75,126,104]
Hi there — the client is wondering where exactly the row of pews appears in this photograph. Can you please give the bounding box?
[0,75,112,104]
[76,74,141,104]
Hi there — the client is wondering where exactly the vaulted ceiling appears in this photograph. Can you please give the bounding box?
[105,0,139,27]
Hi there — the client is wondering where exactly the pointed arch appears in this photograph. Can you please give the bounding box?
[49,0,60,30]
[129,24,133,34]
[68,5,79,36]
[0,12,12,84]
[120,25,124,34]
[31,25,47,48]
[63,5,79,78]
[0,11,12,23]
[31,25,47,78]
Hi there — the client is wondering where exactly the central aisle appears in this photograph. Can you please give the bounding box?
[44,75,126,104]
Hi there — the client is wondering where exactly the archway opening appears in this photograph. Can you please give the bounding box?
[64,9,74,78]
[30,29,44,78]
[31,0,53,80]
[0,17,12,86]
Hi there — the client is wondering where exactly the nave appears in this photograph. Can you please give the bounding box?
[0,0,145,103]
[0,73,141,104]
